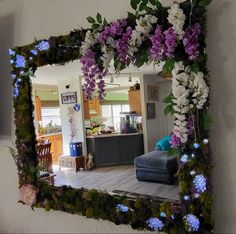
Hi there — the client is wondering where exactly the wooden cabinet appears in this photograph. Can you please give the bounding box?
[83,98,101,119]
[39,133,63,165]
[128,90,142,116]
[35,96,42,121]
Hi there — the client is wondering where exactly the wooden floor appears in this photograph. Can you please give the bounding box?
[54,165,179,201]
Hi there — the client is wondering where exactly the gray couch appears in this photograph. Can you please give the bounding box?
[134,150,178,184]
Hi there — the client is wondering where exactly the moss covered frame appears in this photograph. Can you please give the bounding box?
[9,0,213,233]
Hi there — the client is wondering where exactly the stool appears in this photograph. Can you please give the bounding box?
[59,155,85,172]
[134,150,178,184]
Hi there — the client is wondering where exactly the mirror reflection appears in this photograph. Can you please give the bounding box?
[32,61,179,201]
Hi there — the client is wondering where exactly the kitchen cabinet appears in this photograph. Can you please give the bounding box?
[35,96,42,121]
[83,98,101,119]
[128,90,142,116]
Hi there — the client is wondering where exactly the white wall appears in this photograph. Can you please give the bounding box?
[1,0,236,233]
[140,74,173,152]
[58,78,85,155]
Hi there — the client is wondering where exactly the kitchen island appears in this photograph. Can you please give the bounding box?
[86,132,144,167]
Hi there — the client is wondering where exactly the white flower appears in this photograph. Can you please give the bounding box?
[167,4,186,39]
[159,0,187,8]
[81,30,96,54]
[101,45,114,71]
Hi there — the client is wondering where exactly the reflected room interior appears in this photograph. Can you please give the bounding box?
[32,61,179,201]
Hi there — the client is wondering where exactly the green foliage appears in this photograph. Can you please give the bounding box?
[163,59,175,74]
[199,0,212,7]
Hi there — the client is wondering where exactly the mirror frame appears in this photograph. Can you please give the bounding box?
[9,0,213,233]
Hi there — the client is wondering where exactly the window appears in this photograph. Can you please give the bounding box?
[40,107,61,128]
[102,104,130,131]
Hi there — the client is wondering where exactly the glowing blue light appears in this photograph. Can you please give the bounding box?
[147,218,164,231]
[184,195,190,201]
[10,59,14,64]
[181,154,189,163]
[171,215,175,219]
[116,204,129,213]
[194,143,200,149]
[160,212,166,218]
[191,153,195,158]
[193,174,207,193]
[8,48,15,56]
[184,214,200,232]
[30,49,38,55]
[20,71,24,75]
[35,40,50,51]
[15,55,26,68]
[203,139,209,145]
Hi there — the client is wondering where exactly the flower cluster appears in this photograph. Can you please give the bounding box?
[183,23,201,60]
[183,214,200,232]
[19,184,38,206]
[116,204,129,213]
[168,4,186,39]
[171,62,209,144]
[116,26,133,64]
[129,14,157,56]
[150,26,178,61]
[193,174,207,193]
[147,218,164,231]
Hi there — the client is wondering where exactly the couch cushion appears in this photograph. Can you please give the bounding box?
[134,150,177,170]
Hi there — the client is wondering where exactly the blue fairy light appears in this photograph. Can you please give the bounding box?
[191,153,195,158]
[30,49,38,55]
[203,139,209,145]
[160,212,166,218]
[193,174,207,193]
[11,74,16,80]
[194,193,200,198]
[13,80,20,98]
[35,40,50,51]
[8,48,15,56]
[171,215,175,220]
[15,54,26,68]
[147,218,164,231]
[116,204,129,213]
[181,154,189,163]
[30,57,33,60]
[190,170,196,176]
[10,59,14,64]
[183,214,200,232]
[184,195,190,201]
[194,143,200,149]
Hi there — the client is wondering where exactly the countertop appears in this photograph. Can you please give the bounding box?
[38,132,62,137]
[86,132,143,139]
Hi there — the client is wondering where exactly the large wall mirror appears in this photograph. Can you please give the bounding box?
[9,0,213,233]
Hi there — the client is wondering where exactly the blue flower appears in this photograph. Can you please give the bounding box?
[181,154,189,163]
[184,214,200,232]
[13,80,20,98]
[194,143,200,149]
[11,74,16,80]
[15,55,26,68]
[147,218,164,231]
[35,40,50,51]
[8,48,15,56]
[193,174,207,193]
[31,49,38,55]
[116,204,129,213]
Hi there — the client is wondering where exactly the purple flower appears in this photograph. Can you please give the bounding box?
[150,25,166,61]
[8,48,15,56]
[170,130,181,149]
[31,49,38,55]
[183,23,201,61]
[116,26,132,64]
[15,55,26,68]
[187,115,194,135]
[164,27,178,58]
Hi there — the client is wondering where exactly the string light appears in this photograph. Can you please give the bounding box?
[116,204,129,213]
[181,154,189,163]
[184,214,200,232]
[193,174,207,193]
[147,218,164,231]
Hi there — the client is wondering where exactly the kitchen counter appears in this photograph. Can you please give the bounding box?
[86,133,144,167]
[86,132,142,139]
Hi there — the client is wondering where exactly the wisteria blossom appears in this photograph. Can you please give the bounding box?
[183,23,201,60]
[164,27,178,58]
[167,4,186,39]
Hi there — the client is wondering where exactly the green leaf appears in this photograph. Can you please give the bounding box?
[131,0,141,10]
[128,12,136,22]
[86,16,96,24]
[103,18,108,26]
[203,111,212,130]
[164,104,174,116]
[192,0,198,7]
[96,13,102,24]
[149,0,156,5]
[139,2,146,12]
[155,0,162,8]
[192,63,199,74]
[199,0,212,7]
[167,148,180,157]
[163,94,173,104]
[163,59,175,74]
[144,6,153,13]
[92,23,100,31]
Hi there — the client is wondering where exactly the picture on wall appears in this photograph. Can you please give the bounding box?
[61,92,77,104]
[146,103,156,119]
[147,85,159,101]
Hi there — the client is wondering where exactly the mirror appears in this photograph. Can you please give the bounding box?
[32,61,179,201]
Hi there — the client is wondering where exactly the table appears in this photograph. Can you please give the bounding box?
[58,155,85,172]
